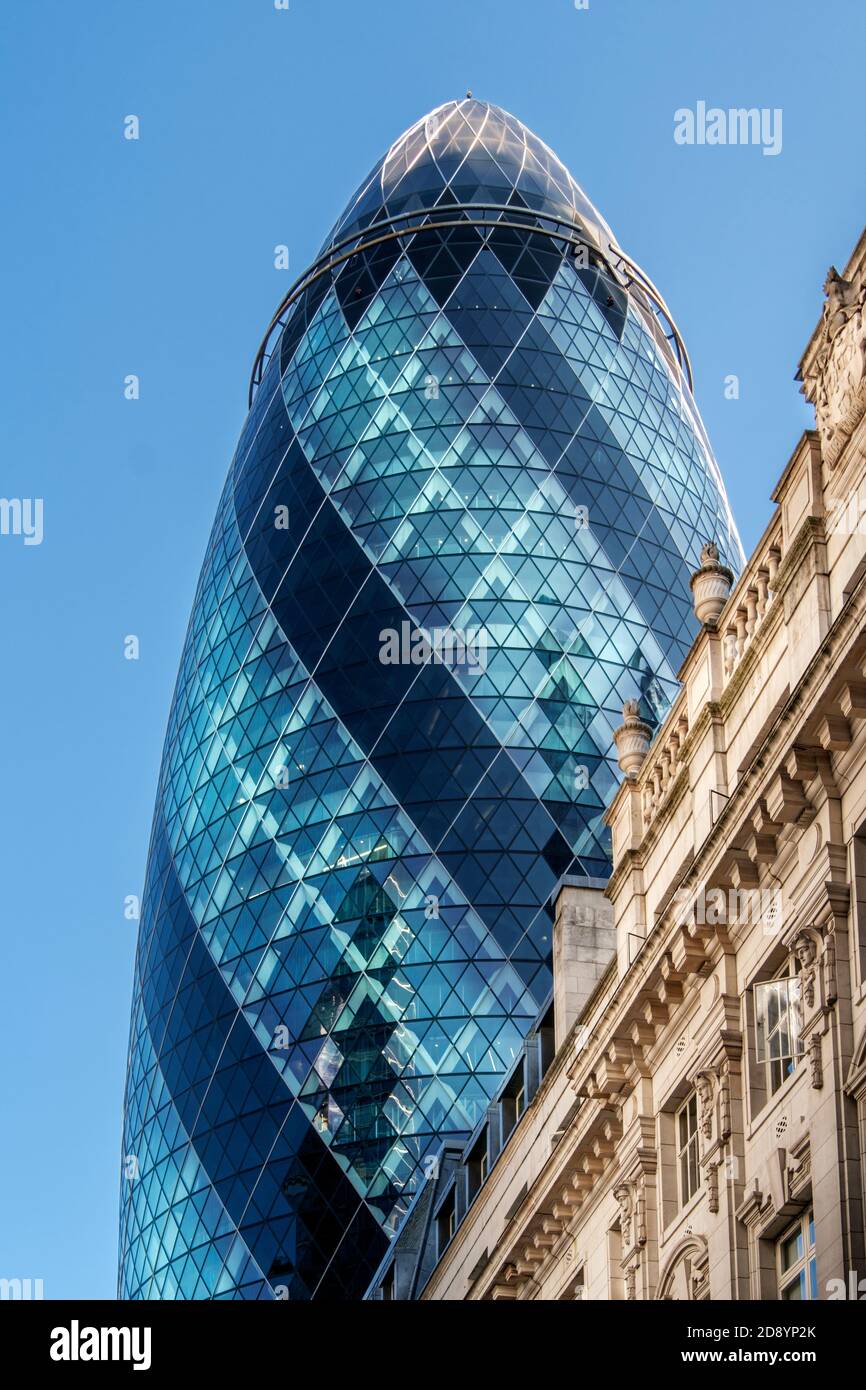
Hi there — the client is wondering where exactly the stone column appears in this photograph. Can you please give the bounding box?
[553,883,616,1050]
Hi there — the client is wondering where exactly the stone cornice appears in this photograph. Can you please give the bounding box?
[439,1098,613,1300]
[470,1102,624,1299]
[607,508,831,904]
[419,957,623,1301]
[606,454,827,849]
[548,538,866,1208]
[769,430,822,506]
[441,586,860,1298]
[664,562,865,911]
[407,230,866,1308]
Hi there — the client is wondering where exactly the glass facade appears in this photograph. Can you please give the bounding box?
[119,100,742,1300]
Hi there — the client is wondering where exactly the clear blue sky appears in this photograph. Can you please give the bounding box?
[1,0,862,1300]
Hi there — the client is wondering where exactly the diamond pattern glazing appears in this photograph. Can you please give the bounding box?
[119,100,742,1300]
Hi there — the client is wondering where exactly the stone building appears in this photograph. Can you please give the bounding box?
[367,225,866,1301]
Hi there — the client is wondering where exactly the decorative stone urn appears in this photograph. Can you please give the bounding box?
[689,542,734,627]
[613,699,653,780]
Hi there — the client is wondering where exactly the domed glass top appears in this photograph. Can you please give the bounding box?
[321,98,616,255]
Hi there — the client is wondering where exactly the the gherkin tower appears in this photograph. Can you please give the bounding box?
[119,99,742,1300]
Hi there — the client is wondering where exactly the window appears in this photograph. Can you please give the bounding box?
[466,1133,489,1203]
[755,966,804,1095]
[778,1210,816,1300]
[560,1266,585,1301]
[676,1093,700,1206]
[514,1081,526,1121]
[381,1264,395,1301]
[436,1189,456,1257]
[501,1062,528,1140]
[852,834,866,987]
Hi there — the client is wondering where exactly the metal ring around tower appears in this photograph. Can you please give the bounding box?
[247,204,693,408]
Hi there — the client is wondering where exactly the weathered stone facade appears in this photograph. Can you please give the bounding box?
[406,226,866,1302]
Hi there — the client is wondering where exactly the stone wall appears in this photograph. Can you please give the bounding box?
[421,226,866,1303]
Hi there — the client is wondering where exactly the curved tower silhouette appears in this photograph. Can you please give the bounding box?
[119,100,742,1300]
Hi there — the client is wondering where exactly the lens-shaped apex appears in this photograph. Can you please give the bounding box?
[321,98,617,256]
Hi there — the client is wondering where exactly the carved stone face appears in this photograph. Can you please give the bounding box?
[794,932,817,967]
[614,1184,632,1226]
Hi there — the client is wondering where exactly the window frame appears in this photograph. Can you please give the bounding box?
[754,957,805,1096]
[777,1209,816,1301]
[675,1091,701,1208]
[435,1186,457,1259]
[466,1131,489,1205]
[479,1146,489,1185]
[514,1080,526,1122]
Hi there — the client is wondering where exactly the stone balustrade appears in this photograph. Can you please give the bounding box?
[638,693,690,831]
[720,532,783,682]
[613,521,788,842]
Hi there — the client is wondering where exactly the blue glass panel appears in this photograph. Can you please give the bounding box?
[120,99,742,1300]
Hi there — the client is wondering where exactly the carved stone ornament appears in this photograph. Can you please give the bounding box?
[693,1070,716,1141]
[809,1031,824,1090]
[636,1188,647,1248]
[614,1182,634,1244]
[706,1161,720,1214]
[802,266,866,468]
[657,1236,710,1301]
[718,1063,733,1140]
[823,928,838,1006]
[689,540,735,627]
[786,1136,811,1200]
[613,701,653,780]
[792,931,818,1009]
